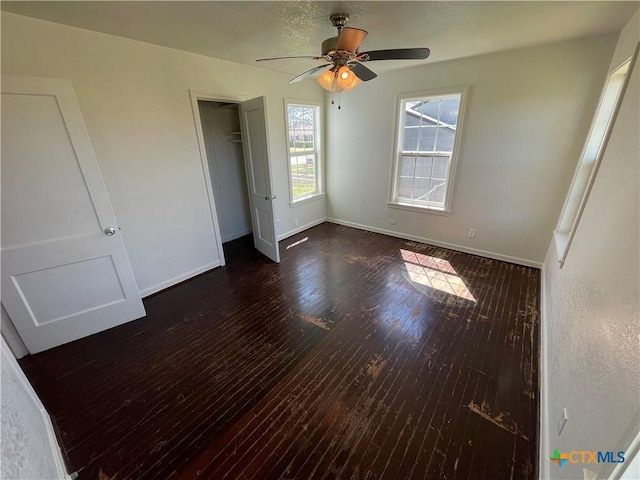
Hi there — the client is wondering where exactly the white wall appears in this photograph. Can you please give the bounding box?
[326,35,617,266]
[1,12,326,297]
[198,101,252,243]
[541,11,639,480]
[1,338,69,479]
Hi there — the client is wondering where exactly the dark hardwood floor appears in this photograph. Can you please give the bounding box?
[19,223,540,480]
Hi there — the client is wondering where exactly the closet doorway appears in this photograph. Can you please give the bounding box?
[198,100,251,238]
[191,93,280,265]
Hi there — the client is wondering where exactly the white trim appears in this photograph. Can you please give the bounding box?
[1,337,71,479]
[552,230,569,268]
[189,90,250,269]
[610,429,640,479]
[539,262,550,480]
[278,217,327,241]
[326,218,542,268]
[139,262,220,298]
[290,193,326,208]
[387,201,451,216]
[221,228,253,244]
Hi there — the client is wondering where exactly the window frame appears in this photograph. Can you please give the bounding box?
[388,87,468,215]
[284,99,325,206]
[553,46,638,267]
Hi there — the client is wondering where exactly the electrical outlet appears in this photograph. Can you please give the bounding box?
[557,407,568,436]
[388,219,397,225]
[276,219,280,228]
[294,218,299,227]
[468,228,476,238]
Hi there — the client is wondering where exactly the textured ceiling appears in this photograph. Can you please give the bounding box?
[2,1,638,78]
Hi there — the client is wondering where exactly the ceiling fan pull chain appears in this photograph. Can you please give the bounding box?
[338,90,341,110]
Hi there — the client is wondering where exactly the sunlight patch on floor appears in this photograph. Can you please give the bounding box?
[400,249,476,302]
[286,236,308,249]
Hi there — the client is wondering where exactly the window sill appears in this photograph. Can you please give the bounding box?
[290,193,326,207]
[387,201,450,216]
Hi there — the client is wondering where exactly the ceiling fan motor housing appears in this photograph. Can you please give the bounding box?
[321,37,339,56]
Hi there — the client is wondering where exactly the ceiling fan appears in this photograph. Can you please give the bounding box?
[256,13,430,100]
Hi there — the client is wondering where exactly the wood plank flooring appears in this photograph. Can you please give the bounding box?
[18,223,540,480]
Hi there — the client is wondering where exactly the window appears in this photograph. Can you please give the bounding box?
[390,89,467,213]
[285,101,323,204]
[554,50,637,267]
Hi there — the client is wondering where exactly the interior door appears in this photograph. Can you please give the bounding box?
[1,75,146,354]
[239,96,280,263]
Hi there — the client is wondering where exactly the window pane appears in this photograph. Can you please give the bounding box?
[436,128,455,151]
[419,99,441,120]
[288,105,315,153]
[398,177,413,199]
[287,104,320,201]
[403,127,419,151]
[400,156,416,176]
[404,111,420,126]
[415,156,433,178]
[291,153,317,198]
[418,127,436,152]
[440,98,460,126]
[413,177,430,201]
[428,179,447,204]
[305,155,316,193]
[420,116,438,128]
[432,156,450,179]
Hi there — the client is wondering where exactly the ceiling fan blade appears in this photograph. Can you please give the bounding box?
[257,55,326,62]
[335,27,368,52]
[359,48,431,61]
[350,62,377,82]
[289,64,332,83]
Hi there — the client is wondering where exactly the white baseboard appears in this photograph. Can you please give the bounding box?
[278,217,327,241]
[140,217,326,299]
[326,217,543,268]
[139,262,220,298]
[539,263,550,480]
[221,228,252,244]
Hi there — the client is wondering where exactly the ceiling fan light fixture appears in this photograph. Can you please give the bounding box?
[259,13,431,107]
[338,67,362,90]
[316,69,336,91]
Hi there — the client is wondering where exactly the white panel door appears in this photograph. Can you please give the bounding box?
[1,75,145,354]
[239,96,280,263]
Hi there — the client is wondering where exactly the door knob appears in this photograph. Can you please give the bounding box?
[264,195,277,200]
[104,227,116,236]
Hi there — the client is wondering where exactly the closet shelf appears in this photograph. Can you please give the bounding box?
[223,132,243,143]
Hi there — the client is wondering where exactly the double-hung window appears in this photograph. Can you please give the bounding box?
[390,89,467,213]
[285,101,323,204]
